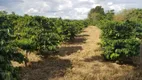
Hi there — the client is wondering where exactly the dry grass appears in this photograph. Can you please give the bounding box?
[13,26,142,80]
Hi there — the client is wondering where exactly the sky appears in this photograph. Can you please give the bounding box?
[0,0,142,19]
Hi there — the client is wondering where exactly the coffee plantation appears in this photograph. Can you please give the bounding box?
[0,11,87,80]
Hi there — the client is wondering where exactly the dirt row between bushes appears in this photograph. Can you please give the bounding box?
[19,26,136,80]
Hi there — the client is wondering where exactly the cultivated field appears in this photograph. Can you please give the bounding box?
[13,26,142,80]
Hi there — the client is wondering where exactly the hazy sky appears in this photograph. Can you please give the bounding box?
[0,0,142,19]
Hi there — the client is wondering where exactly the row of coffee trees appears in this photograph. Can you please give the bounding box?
[88,6,142,62]
[0,11,88,80]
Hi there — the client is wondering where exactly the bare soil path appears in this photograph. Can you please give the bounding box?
[20,26,134,80]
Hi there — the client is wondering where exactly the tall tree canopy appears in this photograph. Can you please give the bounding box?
[88,6,105,25]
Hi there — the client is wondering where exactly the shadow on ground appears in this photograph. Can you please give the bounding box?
[57,34,86,56]
[70,37,87,44]
[19,33,87,80]
[77,34,89,37]
[84,55,103,62]
[86,47,138,66]
[84,47,103,62]
[20,57,72,80]
[58,46,83,56]
[67,34,88,44]
[83,49,140,80]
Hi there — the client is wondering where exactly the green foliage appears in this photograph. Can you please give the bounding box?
[100,20,140,61]
[88,6,105,25]
[96,8,142,61]
[105,10,115,20]
[114,9,142,40]
[14,15,41,51]
[0,11,88,80]
[88,6,115,25]
[62,20,85,41]
[125,9,142,21]
[114,9,134,21]
[37,31,61,51]
[125,9,142,39]
[0,13,26,80]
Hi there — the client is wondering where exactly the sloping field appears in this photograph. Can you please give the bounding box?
[19,26,140,80]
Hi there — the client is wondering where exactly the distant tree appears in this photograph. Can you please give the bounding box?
[113,9,134,21]
[88,6,105,25]
[0,11,8,15]
[125,9,142,39]
[105,10,114,20]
